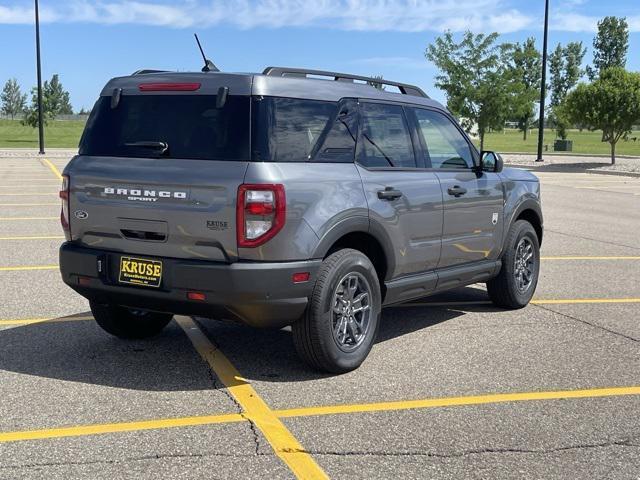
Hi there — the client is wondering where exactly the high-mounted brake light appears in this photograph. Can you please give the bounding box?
[237,184,286,248]
[59,175,71,241]
[138,83,201,92]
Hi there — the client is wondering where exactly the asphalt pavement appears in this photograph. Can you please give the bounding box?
[0,155,638,479]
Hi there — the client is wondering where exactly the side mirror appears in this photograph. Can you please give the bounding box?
[480,151,504,173]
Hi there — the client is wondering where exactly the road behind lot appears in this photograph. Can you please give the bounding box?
[0,153,638,479]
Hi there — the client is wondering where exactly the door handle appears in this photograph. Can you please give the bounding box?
[377,187,403,201]
[447,185,467,197]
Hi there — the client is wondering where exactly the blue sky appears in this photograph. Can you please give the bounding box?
[1,0,639,111]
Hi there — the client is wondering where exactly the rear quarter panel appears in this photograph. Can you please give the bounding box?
[239,162,368,261]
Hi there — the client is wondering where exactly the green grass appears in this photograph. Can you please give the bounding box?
[0,119,86,148]
[479,128,640,157]
[1,119,639,157]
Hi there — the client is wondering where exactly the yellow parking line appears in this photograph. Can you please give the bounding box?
[41,158,64,180]
[0,315,93,326]
[176,315,328,480]
[0,265,58,272]
[541,256,640,260]
[0,217,58,221]
[0,385,638,445]
[0,413,245,444]
[275,386,640,419]
[0,235,64,240]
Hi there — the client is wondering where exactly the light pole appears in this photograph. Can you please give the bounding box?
[34,0,45,155]
[536,0,549,162]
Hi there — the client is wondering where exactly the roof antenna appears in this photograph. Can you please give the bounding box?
[194,33,219,72]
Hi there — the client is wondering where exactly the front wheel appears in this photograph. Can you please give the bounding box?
[487,220,540,309]
[90,302,173,339]
[292,249,381,374]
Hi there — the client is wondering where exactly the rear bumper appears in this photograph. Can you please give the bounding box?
[59,242,321,328]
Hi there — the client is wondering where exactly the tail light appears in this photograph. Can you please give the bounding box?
[237,184,285,248]
[59,175,71,241]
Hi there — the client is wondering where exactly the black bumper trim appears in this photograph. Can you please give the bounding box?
[59,243,320,328]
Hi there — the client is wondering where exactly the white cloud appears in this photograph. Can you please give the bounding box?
[551,12,640,33]
[3,0,637,33]
[0,0,533,33]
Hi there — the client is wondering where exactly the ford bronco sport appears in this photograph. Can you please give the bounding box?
[59,67,543,373]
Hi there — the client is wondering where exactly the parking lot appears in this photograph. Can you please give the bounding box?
[0,154,639,479]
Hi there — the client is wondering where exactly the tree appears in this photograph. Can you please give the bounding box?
[22,74,73,128]
[565,68,640,165]
[507,38,541,140]
[1,78,27,120]
[548,42,586,139]
[22,87,53,128]
[426,31,518,151]
[587,16,629,81]
[44,74,73,116]
[367,75,386,91]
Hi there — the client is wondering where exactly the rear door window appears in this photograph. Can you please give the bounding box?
[358,102,416,168]
[79,95,250,160]
[251,97,356,163]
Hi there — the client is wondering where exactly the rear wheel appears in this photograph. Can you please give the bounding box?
[292,249,381,374]
[90,302,173,339]
[487,220,540,309]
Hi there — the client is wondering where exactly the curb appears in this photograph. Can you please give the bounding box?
[505,163,640,177]
[585,169,640,178]
[502,152,640,160]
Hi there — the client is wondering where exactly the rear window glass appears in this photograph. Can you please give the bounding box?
[251,97,356,163]
[79,95,250,161]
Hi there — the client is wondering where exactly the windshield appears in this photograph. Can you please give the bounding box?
[79,94,250,161]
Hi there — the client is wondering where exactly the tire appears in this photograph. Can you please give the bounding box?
[292,249,382,374]
[90,302,173,339]
[487,220,540,309]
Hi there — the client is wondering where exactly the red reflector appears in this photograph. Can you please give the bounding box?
[78,276,91,286]
[246,202,275,215]
[138,83,201,92]
[292,272,310,283]
[187,291,207,301]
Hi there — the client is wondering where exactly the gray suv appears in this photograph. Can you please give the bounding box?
[59,67,542,373]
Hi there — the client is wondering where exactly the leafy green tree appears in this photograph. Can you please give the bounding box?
[22,87,53,128]
[548,42,586,139]
[426,31,518,151]
[44,74,73,115]
[1,78,27,119]
[22,74,73,128]
[367,75,385,91]
[565,68,640,164]
[587,17,629,81]
[507,38,542,140]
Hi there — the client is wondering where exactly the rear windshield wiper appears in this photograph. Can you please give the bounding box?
[124,141,169,155]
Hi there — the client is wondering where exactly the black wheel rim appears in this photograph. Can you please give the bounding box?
[513,237,535,293]
[331,272,372,352]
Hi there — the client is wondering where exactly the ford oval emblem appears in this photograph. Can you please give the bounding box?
[74,210,88,220]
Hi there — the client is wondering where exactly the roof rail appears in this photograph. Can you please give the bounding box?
[131,69,172,75]
[262,67,428,98]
